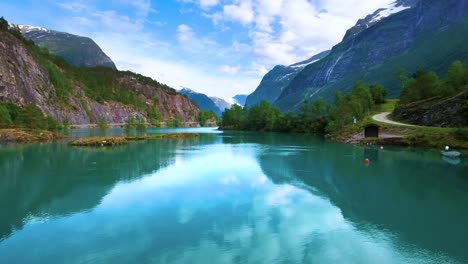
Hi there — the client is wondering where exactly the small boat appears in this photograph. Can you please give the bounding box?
[441,150,461,158]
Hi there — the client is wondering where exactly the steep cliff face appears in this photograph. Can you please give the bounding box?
[19,25,116,69]
[0,31,199,125]
[276,0,468,111]
[0,31,55,110]
[118,79,199,122]
[245,50,330,107]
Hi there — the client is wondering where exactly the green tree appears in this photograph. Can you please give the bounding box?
[147,106,163,126]
[46,116,62,130]
[171,115,182,128]
[0,17,8,31]
[4,102,20,123]
[350,81,374,118]
[43,61,72,103]
[221,104,246,130]
[16,104,47,129]
[0,104,12,127]
[198,110,217,126]
[311,98,326,117]
[326,91,353,132]
[124,116,136,135]
[444,61,468,95]
[299,100,312,120]
[369,84,387,104]
[400,70,440,104]
[62,119,70,130]
[395,68,408,93]
[247,100,280,131]
[275,112,298,132]
[135,116,147,135]
[98,117,108,130]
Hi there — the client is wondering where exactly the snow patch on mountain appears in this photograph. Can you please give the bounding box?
[16,25,50,33]
[370,2,411,23]
[290,59,319,69]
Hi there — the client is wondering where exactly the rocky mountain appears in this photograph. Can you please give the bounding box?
[210,96,231,112]
[0,27,199,125]
[179,88,222,116]
[18,25,116,69]
[275,0,468,112]
[245,50,330,107]
[233,94,248,107]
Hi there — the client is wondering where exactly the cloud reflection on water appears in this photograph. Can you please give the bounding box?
[0,142,462,264]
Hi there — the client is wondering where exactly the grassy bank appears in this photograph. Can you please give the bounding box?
[333,100,468,149]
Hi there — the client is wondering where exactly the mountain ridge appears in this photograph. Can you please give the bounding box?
[210,96,231,111]
[233,94,248,107]
[245,50,330,107]
[0,22,200,126]
[179,87,222,116]
[17,24,116,69]
[274,0,468,112]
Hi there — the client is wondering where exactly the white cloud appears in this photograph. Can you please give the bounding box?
[177,24,195,43]
[199,0,220,9]
[57,1,87,12]
[219,64,240,75]
[59,4,257,99]
[179,0,220,10]
[246,62,269,77]
[119,0,156,17]
[206,0,395,67]
[223,0,255,25]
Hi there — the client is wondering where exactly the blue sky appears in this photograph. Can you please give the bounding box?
[1,0,394,101]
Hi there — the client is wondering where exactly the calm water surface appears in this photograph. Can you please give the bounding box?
[0,128,467,263]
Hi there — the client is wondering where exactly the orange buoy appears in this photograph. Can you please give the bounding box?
[364,158,370,164]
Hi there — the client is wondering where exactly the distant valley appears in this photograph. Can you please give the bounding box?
[180,87,246,116]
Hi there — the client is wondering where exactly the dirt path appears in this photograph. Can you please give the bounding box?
[372,112,415,126]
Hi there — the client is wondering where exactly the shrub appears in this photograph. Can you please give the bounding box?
[453,128,468,141]
[0,104,12,127]
[98,117,108,130]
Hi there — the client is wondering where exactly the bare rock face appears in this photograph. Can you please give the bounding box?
[0,32,53,108]
[0,31,200,125]
[118,77,199,122]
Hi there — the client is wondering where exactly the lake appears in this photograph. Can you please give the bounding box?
[0,128,467,263]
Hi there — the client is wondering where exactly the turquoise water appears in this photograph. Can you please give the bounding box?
[0,129,467,263]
